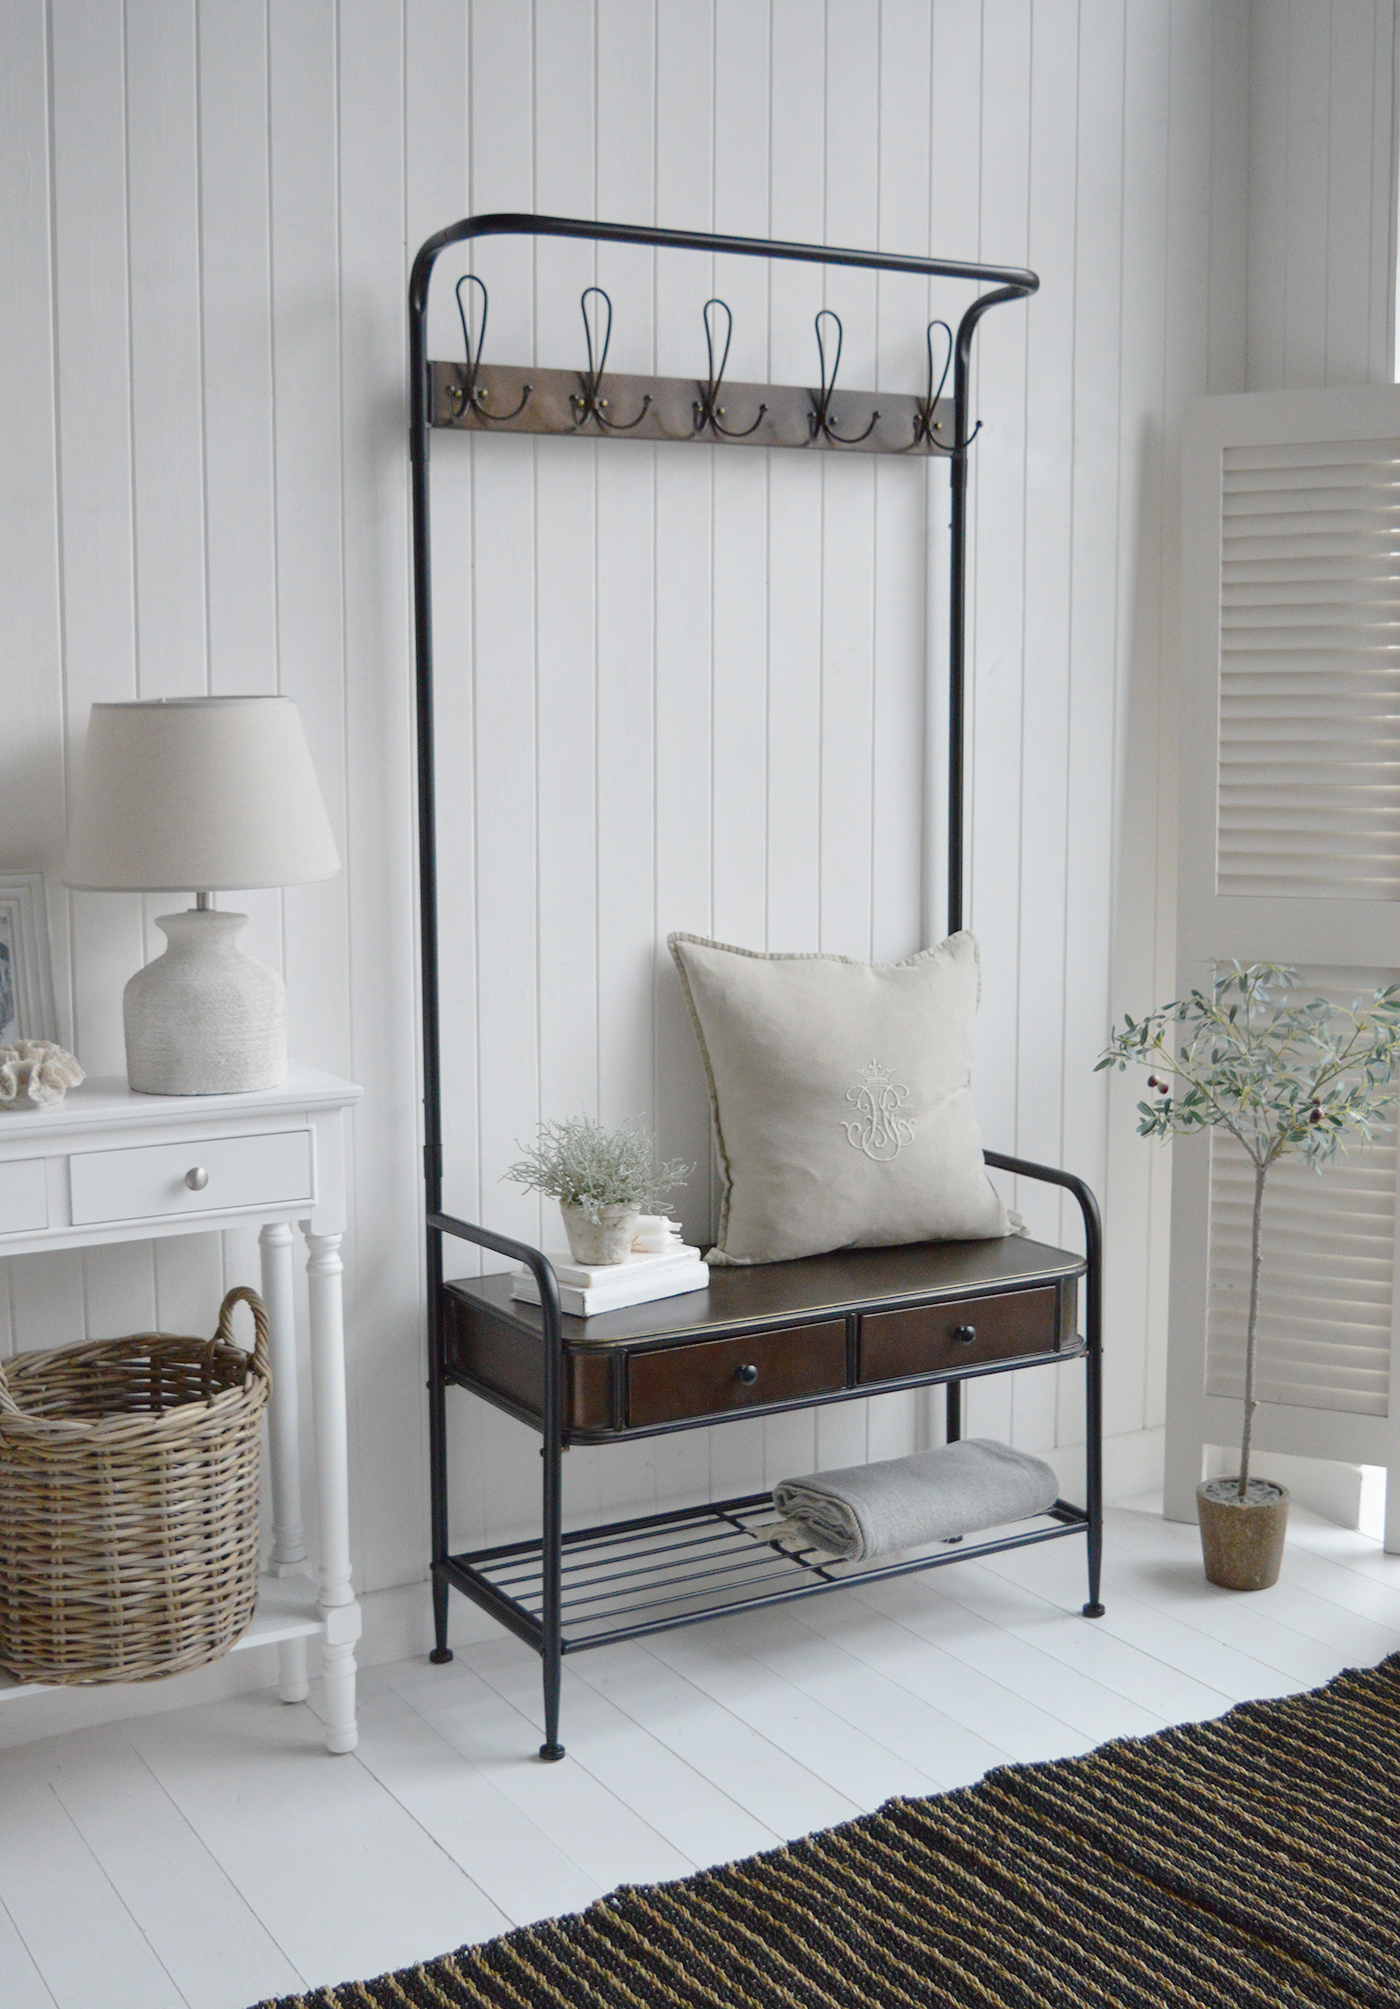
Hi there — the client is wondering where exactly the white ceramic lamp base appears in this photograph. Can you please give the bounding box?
[124,909,287,1095]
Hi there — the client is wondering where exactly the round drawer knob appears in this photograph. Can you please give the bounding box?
[952,1324,977,1345]
[735,1363,759,1385]
[185,1166,209,1192]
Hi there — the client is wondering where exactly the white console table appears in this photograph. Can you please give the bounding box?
[0,1063,364,1753]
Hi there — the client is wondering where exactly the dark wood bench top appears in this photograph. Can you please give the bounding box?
[446,1233,1085,1351]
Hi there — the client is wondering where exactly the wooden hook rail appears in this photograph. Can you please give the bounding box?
[430,358,953,455]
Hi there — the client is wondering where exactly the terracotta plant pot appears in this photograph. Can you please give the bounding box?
[1196,1478,1289,1591]
[559,1202,641,1266]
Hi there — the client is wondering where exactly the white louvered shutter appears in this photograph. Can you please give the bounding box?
[1166,386,1400,1553]
[1217,442,1400,900]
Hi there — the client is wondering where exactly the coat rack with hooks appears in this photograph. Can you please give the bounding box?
[409,213,1103,1763]
[434,275,964,456]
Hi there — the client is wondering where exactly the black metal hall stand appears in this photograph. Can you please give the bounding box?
[409,214,1104,1761]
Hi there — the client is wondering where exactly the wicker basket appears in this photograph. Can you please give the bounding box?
[0,1286,270,1685]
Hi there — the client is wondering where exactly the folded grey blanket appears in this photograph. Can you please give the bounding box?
[772,1439,1061,1562]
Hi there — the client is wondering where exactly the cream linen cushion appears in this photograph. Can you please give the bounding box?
[668,930,1009,1264]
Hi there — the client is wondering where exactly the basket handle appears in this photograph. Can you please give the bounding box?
[216,1286,271,1386]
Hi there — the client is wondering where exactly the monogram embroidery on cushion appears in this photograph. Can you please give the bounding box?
[844,1060,915,1162]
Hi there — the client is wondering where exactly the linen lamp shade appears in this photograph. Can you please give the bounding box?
[64,697,340,1096]
[64,697,339,892]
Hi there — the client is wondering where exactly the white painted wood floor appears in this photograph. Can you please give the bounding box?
[3,1494,1398,2009]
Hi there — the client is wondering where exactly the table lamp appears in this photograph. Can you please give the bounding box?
[64,697,340,1095]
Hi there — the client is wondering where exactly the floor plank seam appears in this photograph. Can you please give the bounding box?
[539,1652,789,1848]
[44,1775,195,2008]
[122,1730,313,1995]
[385,1656,701,1892]
[637,1624,954,1796]
[0,1890,60,2009]
[826,1586,1112,1746]
[576,1633,875,1811]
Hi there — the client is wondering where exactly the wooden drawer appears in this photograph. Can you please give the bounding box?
[858,1286,1059,1385]
[628,1320,846,1429]
[443,1293,613,1434]
[68,1129,314,1227]
[0,1158,48,1236]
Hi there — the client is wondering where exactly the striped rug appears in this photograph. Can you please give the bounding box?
[258,1653,1400,2008]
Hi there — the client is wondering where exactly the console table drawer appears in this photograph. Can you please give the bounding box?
[629,1320,846,1429]
[0,1159,48,1236]
[858,1286,1059,1384]
[69,1129,314,1226]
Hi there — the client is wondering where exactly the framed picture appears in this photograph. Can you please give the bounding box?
[0,873,58,1045]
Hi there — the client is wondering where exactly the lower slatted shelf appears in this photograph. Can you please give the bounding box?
[443,1491,1090,1653]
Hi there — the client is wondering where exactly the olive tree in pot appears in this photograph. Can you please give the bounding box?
[1098,964,1400,1591]
[506,1114,691,1265]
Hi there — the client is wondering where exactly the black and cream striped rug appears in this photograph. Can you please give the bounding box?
[258,1653,1400,2008]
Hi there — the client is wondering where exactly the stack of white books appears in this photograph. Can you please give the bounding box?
[511,1243,710,1318]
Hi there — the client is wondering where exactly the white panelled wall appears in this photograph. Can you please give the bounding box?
[1245,0,1397,392]
[0,1,1394,1682]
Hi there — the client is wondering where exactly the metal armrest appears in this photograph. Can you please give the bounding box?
[983,1150,1102,1313]
[428,1210,564,1343]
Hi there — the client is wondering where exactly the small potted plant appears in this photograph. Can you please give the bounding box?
[505,1114,692,1265]
[1098,964,1400,1590]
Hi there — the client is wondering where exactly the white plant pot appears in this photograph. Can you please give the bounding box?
[559,1203,641,1265]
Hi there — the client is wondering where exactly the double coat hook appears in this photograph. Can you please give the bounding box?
[692,300,767,438]
[451,276,532,423]
[910,320,954,450]
[907,318,982,454]
[569,287,652,431]
[808,310,880,445]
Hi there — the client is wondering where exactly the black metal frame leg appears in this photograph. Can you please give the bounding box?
[430,1210,567,1758]
[428,1236,455,1664]
[539,1265,566,1760]
[1083,1297,1105,1617]
[430,1571,453,1663]
[985,1151,1104,1618]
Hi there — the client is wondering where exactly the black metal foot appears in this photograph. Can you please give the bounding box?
[539,1741,565,1762]
[1082,1601,1105,1619]
[431,1572,452,1662]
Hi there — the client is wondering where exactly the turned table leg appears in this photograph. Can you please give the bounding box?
[260,1222,311,1703]
[302,1225,362,1754]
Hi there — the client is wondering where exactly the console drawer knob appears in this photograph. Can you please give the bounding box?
[185,1166,209,1192]
[952,1324,977,1345]
[735,1362,759,1385]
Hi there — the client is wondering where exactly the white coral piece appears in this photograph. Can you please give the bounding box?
[0,1040,85,1110]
